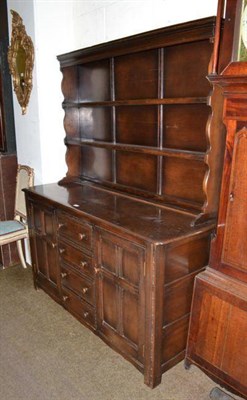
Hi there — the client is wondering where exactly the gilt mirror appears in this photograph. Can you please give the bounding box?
[8,10,34,115]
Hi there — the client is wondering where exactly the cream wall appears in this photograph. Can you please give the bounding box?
[7,0,218,185]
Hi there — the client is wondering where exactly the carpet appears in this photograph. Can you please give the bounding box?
[0,265,239,400]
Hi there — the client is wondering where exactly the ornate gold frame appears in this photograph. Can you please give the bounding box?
[8,10,34,115]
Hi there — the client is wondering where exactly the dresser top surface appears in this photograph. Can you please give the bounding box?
[26,182,213,244]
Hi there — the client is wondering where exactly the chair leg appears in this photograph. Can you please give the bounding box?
[17,240,28,269]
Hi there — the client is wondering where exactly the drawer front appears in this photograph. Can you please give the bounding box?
[61,266,95,306]
[58,240,94,278]
[62,288,96,329]
[57,212,92,249]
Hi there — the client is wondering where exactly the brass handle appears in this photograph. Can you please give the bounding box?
[229,192,234,202]
[51,242,57,249]
[80,261,88,268]
[78,233,87,241]
[83,311,89,319]
[61,272,67,278]
[59,248,65,254]
[62,295,68,302]
[82,287,89,294]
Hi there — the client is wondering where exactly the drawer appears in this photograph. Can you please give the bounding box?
[61,266,95,306]
[58,240,94,278]
[57,212,92,250]
[62,288,96,329]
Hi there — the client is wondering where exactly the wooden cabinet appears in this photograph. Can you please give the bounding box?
[27,199,60,301]
[186,1,247,398]
[25,184,214,388]
[25,16,226,389]
[95,229,146,369]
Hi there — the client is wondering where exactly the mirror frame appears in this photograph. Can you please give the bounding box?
[8,10,34,115]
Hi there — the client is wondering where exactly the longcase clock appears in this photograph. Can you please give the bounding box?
[186,1,247,399]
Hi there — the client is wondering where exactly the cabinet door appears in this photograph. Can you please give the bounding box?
[27,199,60,301]
[95,229,145,366]
[221,129,247,276]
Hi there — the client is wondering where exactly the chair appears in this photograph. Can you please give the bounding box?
[0,164,34,268]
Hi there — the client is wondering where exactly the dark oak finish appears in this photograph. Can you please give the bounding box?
[24,17,226,388]
[186,1,247,398]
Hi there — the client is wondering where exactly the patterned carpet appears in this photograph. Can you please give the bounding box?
[0,265,238,400]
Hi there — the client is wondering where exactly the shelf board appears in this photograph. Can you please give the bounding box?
[62,97,209,108]
[65,138,205,161]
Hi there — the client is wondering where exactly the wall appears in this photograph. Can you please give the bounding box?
[7,0,218,185]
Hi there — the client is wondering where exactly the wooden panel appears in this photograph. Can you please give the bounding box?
[114,49,158,100]
[122,290,139,345]
[35,236,47,277]
[122,247,141,287]
[116,106,158,146]
[80,107,112,141]
[61,66,78,101]
[221,305,247,386]
[225,98,247,119]
[164,40,212,97]
[222,130,247,272]
[101,276,118,329]
[188,272,247,392]
[162,315,189,364]
[81,147,113,182]
[163,104,209,151]
[96,229,144,363]
[32,204,43,234]
[78,60,111,102]
[165,235,210,283]
[162,157,206,203]
[117,152,157,192]
[194,292,231,366]
[100,235,118,274]
[163,273,198,325]
[64,108,79,138]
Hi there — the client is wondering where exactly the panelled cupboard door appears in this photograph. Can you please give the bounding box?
[95,229,145,367]
[221,128,247,276]
[28,200,60,300]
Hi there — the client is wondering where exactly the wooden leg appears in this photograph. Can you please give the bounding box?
[210,387,237,400]
[17,240,28,269]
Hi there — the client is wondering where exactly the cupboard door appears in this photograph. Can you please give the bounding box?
[222,129,247,276]
[28,200,60,300]
[95,229,145,366]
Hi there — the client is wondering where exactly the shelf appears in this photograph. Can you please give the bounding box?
[65,138,205,161]
[62,97,209,108]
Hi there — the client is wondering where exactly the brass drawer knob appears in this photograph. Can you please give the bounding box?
[78,233,87,241]
[51,242,57,249]
[62,295,68,302]
[82,287,89,294]
[83,311,89,319]
[80,261,88,268]
[59,248,65,254]
[61,272,67,278]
